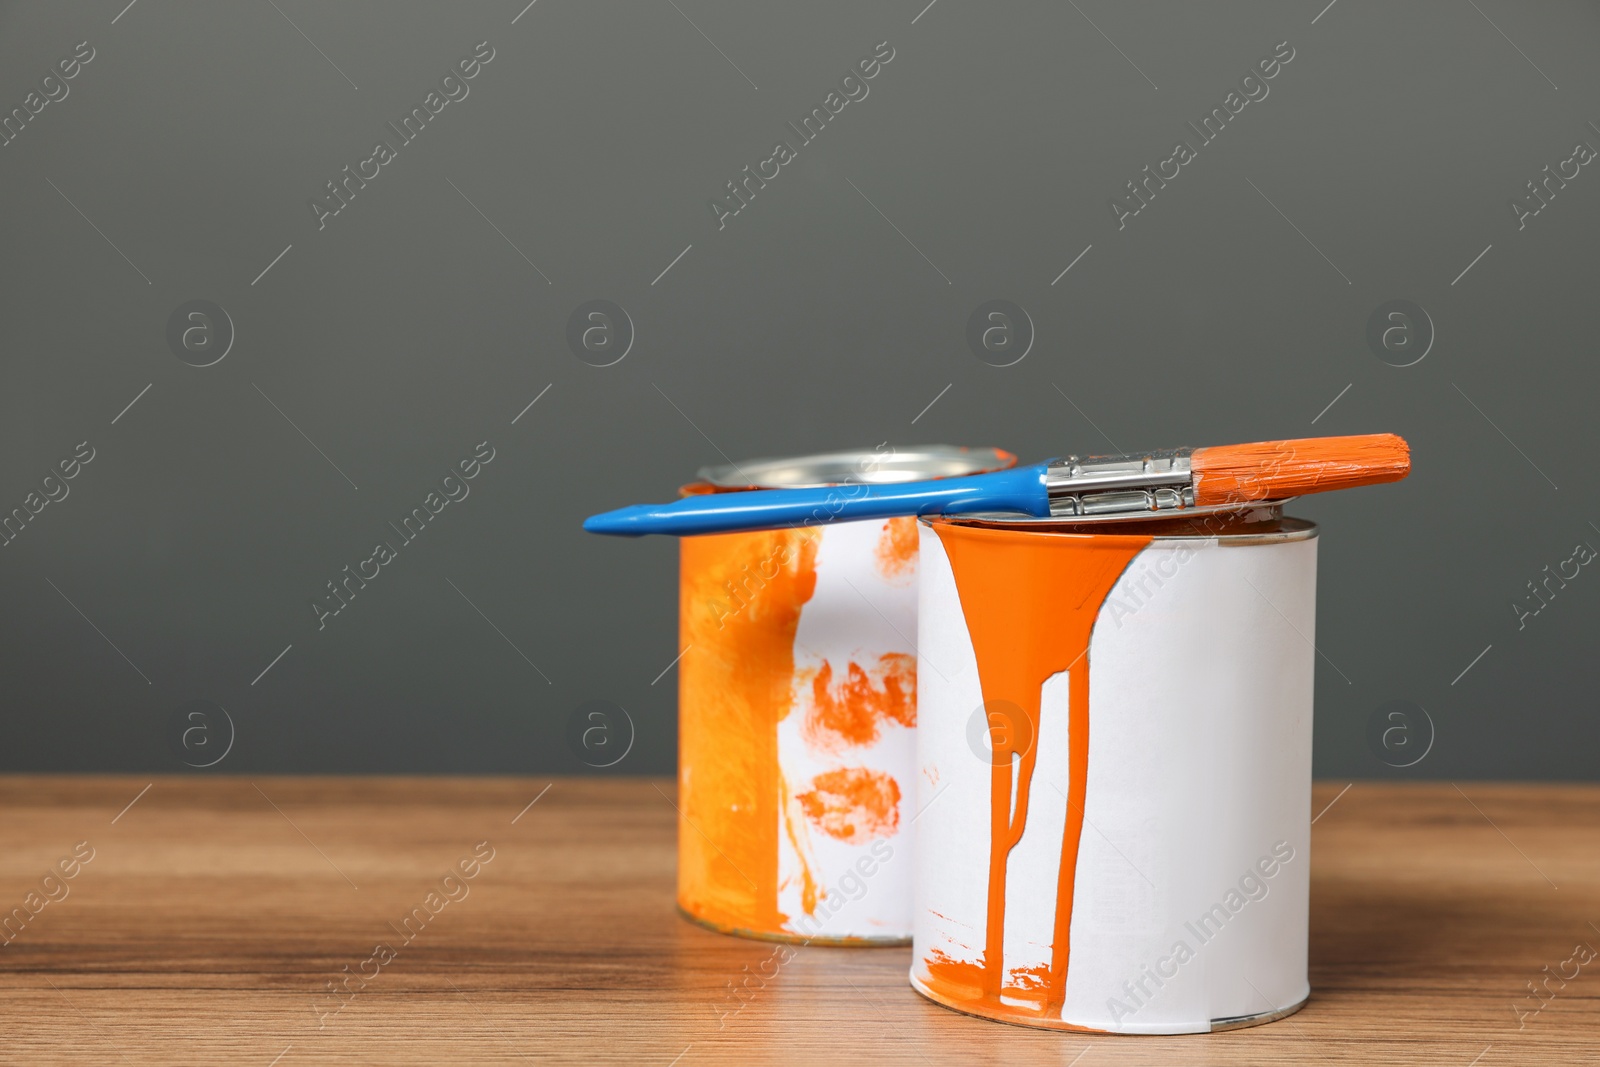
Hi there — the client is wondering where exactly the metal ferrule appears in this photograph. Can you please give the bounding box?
[1045,449,1196,517]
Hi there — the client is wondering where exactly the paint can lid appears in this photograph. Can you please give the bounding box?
[932,503,1318,541]
[697,445,1015,490]
[947,500,1290,527]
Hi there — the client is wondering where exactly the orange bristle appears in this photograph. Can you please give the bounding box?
[1191,433,1410,506]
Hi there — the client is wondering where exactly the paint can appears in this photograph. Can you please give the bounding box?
[911,504,1317,1032]
[676,446,1016,944]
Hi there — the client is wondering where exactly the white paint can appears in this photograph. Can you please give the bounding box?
[911,507,1317,1032]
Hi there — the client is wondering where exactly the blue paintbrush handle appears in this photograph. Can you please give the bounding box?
[583,462,1052,536]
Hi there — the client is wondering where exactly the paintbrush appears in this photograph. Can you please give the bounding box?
[583,433,1410,536]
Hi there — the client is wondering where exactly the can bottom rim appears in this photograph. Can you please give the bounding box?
[676,903,910,947]
[908,973,1309,1035]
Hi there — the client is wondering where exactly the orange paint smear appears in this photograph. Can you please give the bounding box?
[919,952,1107,1032]
[927,521,1149,1019]
[796,766,901,844]
[921,948,989,1002]
[875,516,919,583]
[678,525,821,935]
[1003,962,1054,1011]
[801,653,916,752]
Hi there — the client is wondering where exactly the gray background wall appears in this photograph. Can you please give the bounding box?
[0,0,1594,779]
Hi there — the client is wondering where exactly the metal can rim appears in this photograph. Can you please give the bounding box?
[697,445,1016,489]
[923,508,1318,544]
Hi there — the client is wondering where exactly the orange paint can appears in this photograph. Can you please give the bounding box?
[676,446,1015,944]
[913,505,1317,1031]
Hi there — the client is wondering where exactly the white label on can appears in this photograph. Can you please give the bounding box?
[775,518,917,940]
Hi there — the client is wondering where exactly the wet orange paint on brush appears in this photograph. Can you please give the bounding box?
[1192,432,1410,504]
[678,525,821,933]
[926,523,1149,1017]
[801,654,916,752]
[796,766,902,844]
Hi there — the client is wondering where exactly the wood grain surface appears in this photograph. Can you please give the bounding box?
[0,778,1595,1065]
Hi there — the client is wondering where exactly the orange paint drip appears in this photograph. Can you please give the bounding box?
[780,768,820,916]
[801,654,916,752]
[875,516,919,582]
[796,766,901,844]
[929,522,1150,1016]
[678,526,821,934]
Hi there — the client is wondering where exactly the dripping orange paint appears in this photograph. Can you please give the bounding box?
[925,522,1150,1017]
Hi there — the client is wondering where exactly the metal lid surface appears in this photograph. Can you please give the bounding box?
[926,505,1318,543]
[947,500,1293,527]
[698,445,1015,490]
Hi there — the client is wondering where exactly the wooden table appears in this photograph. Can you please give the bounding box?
[1,778,1595,1065]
